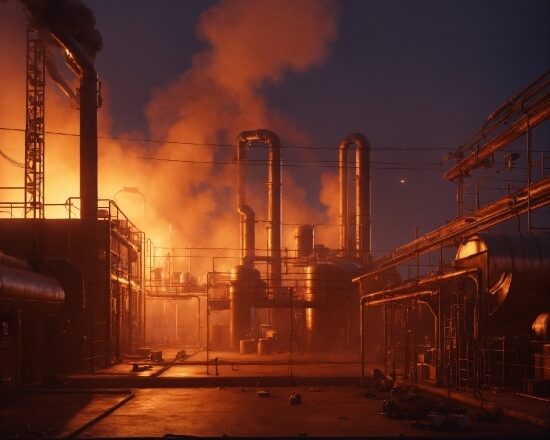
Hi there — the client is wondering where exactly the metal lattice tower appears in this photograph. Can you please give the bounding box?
[24,28,46,219]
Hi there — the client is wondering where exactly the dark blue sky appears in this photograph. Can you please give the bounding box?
[85,0,550,255]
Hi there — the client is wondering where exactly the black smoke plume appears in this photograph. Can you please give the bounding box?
[19,0,102,58]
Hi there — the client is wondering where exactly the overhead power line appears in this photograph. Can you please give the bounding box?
[0,126,459,152]
[136,155,444,171]
[0,148,25,168]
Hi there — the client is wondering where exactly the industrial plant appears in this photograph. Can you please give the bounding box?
[0,0,549,438]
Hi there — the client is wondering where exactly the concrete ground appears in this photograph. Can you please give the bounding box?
[1,347,548,438]
[1,386,544,438]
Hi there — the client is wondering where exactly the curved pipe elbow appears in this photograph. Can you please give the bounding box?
[237,129,281,148]
[238,205,255,219]
[338,133,370,152]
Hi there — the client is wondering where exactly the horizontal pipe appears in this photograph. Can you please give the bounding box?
[1,265,65,304]
[365,290,435,307]
[446,97,550,181]
[355,176,550,281]
[146,293,202,300]
[360,267,480,304]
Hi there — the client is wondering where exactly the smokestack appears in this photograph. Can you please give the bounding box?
[52,31,99,222]
[19,0,101,222]
[236,129,282,288]
[338,133,371,261]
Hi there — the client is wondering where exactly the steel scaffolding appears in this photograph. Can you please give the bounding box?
[24,28,46,219]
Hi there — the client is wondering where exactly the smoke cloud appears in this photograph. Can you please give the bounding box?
[19,0,102,58]
[0,0,340,278]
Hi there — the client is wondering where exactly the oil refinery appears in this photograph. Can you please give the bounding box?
[0,0,549,438]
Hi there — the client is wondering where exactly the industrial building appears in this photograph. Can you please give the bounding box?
[0,0,549,438]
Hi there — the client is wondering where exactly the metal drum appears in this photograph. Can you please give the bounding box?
[257,338,271,355]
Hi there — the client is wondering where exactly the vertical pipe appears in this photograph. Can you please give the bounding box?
[206,272,211,375]
[79,70,98,222]
[236,129,282,287]
[338,134,371,262]
[339,144,349,256]
[355,136,371,260]
[237,142,255,263]
[527,128,532,232]
[360,298,365,385]
[196,296,201,348]
[267,132,282,289]
[45,29,99,222]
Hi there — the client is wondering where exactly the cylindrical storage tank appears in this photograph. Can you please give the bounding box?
[229,265,264,351]
[455,234,550,334]
[304,261,360,352]
[295,225,314,258]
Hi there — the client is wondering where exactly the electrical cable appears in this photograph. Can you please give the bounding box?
[136,155,445,171]
[0,126,458,151]
[0,148,25,168]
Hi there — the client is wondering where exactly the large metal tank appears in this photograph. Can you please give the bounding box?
[229,265,265,351]
[304,261,360,352]
[455,233,550,334]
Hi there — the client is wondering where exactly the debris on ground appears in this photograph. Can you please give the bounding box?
[428,412,472,430]
[257,390,271,397]
[379,387,474,432]
[358,390,377,399]
[132,363,153,372]
[372,368,394,391]
[289,393,302,405]
[175,350,187,358]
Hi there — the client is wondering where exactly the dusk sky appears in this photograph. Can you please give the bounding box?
[87,0,549,253]
[2,0,549,269]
